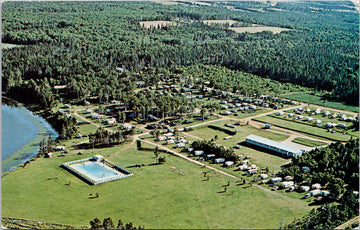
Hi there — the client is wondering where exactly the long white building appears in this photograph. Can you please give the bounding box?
[245,134,305,157]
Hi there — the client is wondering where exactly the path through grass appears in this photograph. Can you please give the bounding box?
[2,144,311,229]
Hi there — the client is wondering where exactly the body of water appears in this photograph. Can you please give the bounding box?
[2,102,58,172]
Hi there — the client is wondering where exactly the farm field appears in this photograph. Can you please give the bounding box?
[202,19,239,26]
[253,115,356,141]
[229,26,291,34]
[139,20,178,29]
[2,144,312,229]
[282,93,359,113]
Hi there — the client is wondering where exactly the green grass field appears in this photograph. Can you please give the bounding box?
[184,121,291,171]
[253,116,356,141]
[2,143,312,229]
[292,138,327,147]
[282,93,359,113]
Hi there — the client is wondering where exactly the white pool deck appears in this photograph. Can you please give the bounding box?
[62,157,133,185]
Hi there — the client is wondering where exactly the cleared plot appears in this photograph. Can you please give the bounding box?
[292,138,327,147]
[139,20,177,29]
[2,43,22,49]
[2,145,311,229]
[229,26,291,34]
[253,115,355,141]
[202,19,239,26]
[282,92,359,113]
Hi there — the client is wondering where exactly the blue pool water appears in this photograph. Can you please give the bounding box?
[70,161,119,180]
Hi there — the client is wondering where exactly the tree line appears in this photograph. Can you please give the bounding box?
[2,1,358,107]
[282,139,359,229]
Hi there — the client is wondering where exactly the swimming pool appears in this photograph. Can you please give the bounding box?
[70,161,119,180]
[62,156,133,185]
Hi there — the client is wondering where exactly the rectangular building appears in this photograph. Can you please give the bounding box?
[245,134,304,157]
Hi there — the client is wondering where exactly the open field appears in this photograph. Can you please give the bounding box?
[282,93,359,113]
[2,144,311,229]
[202,19,239,26]
[139,20,177,29]
[189,120,289,143]
[292,137,327,147]
[2,43,22,49]
[253,115,356,142]
[229,26,291,34]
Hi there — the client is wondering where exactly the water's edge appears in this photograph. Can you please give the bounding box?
[2,96,59,173]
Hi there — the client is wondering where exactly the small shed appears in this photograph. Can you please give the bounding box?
[194,150,204,156]
[241,160,250,165]
[311,183,321,190]
[215,158,225,164]
[320,190,330,197]
[246,168,258,175]
[238,165,248,171]
[280,181,294,188]
[270,177,283,184]
[166,140,175,145]
[224,161,234,167]
[310,189,321,196]
[300,186,310,192]
[259,174,269,179]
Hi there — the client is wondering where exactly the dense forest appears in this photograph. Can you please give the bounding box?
[283,139,359,229]
[2,1,359,107]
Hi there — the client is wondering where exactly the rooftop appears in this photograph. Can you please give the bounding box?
[246,134,304,155]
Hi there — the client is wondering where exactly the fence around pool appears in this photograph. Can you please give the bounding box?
[62,156,133,185]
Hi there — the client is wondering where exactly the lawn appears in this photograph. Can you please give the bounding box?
[2,143,312,229]
[282,93,359,113]
[292,138,327,147]
[184,121,291,171]
[253,115,356,142]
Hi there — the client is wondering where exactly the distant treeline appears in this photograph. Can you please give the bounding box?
[2,1,358,107]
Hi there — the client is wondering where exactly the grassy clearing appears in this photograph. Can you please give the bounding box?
[253,116,356,141]
[139,20,177,29]
[2,143,311,229]
[229,26,291,34]
[282,93,359,113]
[2,43,22,49]
[292,138,327,147]
[186,120,290,171]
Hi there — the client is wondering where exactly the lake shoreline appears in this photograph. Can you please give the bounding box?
[2,95,59,174]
